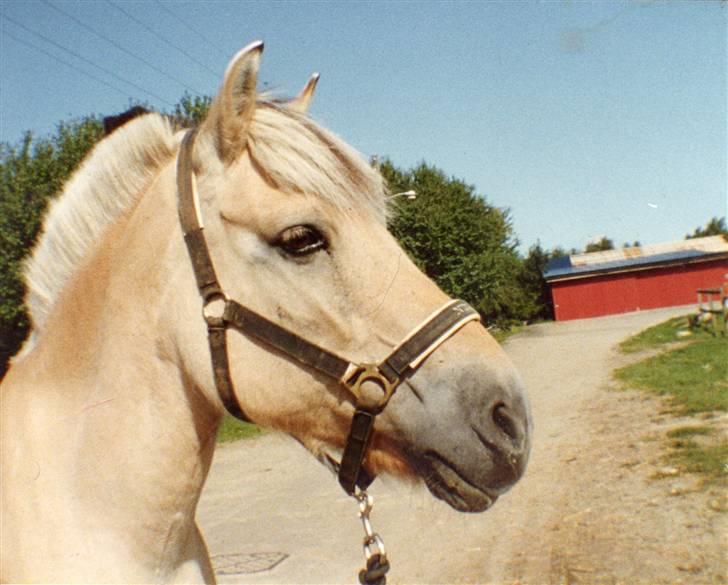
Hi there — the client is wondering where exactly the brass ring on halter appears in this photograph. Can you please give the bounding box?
[343,364,398,413]
[202,293,229,329]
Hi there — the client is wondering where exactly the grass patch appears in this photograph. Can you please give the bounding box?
[614,336,728,415]
[665,426,726,485]
[618,315,708,354]
[668,439,728,485]
[616,317,728,487]
[492,324,523,344]
[217,415,263,443]
[666,426,715,439]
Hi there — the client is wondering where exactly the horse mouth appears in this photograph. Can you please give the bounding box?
[422,452,499,513]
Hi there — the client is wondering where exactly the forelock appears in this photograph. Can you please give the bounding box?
[246,102,387,221]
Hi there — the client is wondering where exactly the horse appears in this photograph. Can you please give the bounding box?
[0,42,531,583]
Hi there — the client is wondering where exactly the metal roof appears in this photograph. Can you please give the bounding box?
[544,236,728,282]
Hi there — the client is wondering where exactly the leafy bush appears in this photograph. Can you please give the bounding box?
[686,216,727,239]
[381,160,538,327]
[0,118,104,376]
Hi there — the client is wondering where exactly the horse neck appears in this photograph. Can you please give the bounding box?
[9,162,220,562]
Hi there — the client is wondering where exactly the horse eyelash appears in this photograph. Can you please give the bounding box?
[276,225,328,256]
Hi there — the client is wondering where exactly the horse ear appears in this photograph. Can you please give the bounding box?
[289,73,320,113]
[204,41,264,164]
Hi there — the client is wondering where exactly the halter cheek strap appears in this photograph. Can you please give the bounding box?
[176,129,480,494]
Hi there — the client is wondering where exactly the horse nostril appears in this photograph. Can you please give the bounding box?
[492,403,519,441]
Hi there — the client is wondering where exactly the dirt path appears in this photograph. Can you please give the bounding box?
[197,307,726,584]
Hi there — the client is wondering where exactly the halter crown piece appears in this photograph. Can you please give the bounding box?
[176,128,480,494]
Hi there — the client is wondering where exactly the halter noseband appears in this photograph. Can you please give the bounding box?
[176,129,480,494]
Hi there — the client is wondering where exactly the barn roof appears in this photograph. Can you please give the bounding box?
[544,235,728,282]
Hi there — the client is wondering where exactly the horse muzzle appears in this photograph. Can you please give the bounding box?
[397,367,531,513]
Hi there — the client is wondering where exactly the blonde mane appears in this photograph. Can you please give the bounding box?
[23,113,179,333]
[23,102,386,337]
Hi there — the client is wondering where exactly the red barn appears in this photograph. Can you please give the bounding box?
[544,236,728,321]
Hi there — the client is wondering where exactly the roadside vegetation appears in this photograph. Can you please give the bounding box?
[217,415,264,443]
[615,316,727,486]
[618,316,695,354]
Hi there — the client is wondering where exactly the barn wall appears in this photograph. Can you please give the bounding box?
[550,259,728,321]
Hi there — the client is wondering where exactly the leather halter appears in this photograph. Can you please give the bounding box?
[176,129,480,494]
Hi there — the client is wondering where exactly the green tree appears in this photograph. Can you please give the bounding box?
[0,117,104,376]
[0,96,213,378]
[686,217,727,239]
[518,243,551,321]
[584,236,614,253]
[172,93,212,127]
[381,160,536,327]
[518,244,572,321]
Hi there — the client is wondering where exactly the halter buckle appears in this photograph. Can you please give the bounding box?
[343,364,398,413]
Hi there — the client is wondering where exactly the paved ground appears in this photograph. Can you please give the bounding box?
[197,306,726,584]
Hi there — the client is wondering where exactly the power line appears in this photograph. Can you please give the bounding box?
[3,27,135,103]
[1,14,176,107]
[154,0,229,59]
[42,0,205,95]
[107,0,219,79]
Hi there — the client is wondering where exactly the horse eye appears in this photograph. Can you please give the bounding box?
[275,225,328,257]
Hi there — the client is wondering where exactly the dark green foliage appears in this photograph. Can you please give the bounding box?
[518,243,556,321]
[686,216,727,239]
[381,160,537,327]
[584,236,614,253]
[172,93,212,127]
[0,96,213,379]
[516,244,573,322]
[0,118,104,377]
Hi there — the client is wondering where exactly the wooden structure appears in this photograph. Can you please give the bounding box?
[696,283,728,335]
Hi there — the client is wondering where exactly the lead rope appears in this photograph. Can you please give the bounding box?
[354,490,390,585]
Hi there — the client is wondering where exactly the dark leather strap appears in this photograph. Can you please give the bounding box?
[177,129,252,421]
[177,131,221,298]
[379,300,478,382]
[208,326,250,421]
[338,409,377,493]
[223,300,353,381]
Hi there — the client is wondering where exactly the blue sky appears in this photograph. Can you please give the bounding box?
[1,1,726,252]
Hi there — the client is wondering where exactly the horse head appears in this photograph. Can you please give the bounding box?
[171,42,531,513]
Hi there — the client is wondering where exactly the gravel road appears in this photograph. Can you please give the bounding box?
[197,306,726,584]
